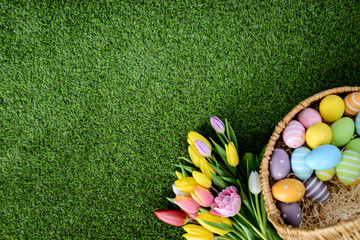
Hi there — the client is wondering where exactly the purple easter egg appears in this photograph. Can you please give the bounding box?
[276,201,302,227]
[303,175,330,202]
[270,148,291,180]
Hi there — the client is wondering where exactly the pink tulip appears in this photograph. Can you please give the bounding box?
[195,140,212,157]
[210,116,225,134]
[210,186,241,217]
[154,209,189,226]
[182,209,199,221]
[174,195,200,213]
[191,186,214,207]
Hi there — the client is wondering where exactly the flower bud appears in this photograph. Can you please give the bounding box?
[192,171,212,189]
[175,177,198,193]
[195,140,212,158]
[249,171,261,195]
[187,131,212,149]
[191,185,214,207]
[174,195,200,213]
[183,224,213,240]
[154,209,189,226]
[210,116,225,134]
[225,142,239,167]
[188,145,202,168]
[196,212,233,235]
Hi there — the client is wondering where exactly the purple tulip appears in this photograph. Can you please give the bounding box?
[210,116,225,134]
[195,140,212,158]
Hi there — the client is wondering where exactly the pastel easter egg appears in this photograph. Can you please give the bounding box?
[283,120,306,149]
[303,175,330,202]
[297,108,322,129]
[319,95,345,122]
[272,179,305,203]
[276,201,302,227]
[305,144,341,170]
[356,112,360,135]
[270,148,291,180]
[291,147,313,181]
[315,168,335,181]
[330,117,355,147]
[345,138,360,155]
[336,150,360,185]
[305,123,332,149]
[344,92,360,117]
[349,176,360,186]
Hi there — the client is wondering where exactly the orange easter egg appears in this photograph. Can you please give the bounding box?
[272,179,305,202]
[344,92,360,117]
[348,176,360,186]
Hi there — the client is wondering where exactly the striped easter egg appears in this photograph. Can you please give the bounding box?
[356,112,360,135]
[315,168,335,181]
[303,175,330,202]
[349,176,360,186]
[336,150,360,185]
[344,92,360,117]
[283,120,306,149]
[291,147,313,181]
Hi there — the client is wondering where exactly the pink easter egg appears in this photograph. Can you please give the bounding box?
[283,120,306,148]
[297,108,322,129]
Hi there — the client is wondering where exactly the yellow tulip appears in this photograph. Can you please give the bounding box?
[225,142,239,167]
[175,171,184,179]
[183,224,213,240]
[196,212,233,235]
[175,177,198,193]
[187,131,212,149]
[192,171,212,189]
[188,145,202,168]
[199,157,216,179]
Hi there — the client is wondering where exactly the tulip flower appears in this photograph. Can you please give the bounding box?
[188,145,202,168]
[191,185,214,207]
[187,131,212,149]
[196,212,233,235]
[225,142,239,167]
[175,171,184,179]
[249,171,261,195]
[210,116,225,134]
[182,209,199,221]
[175,177,198,193]
[192,171,212,189]
[172,183,190,196]
[195,140,212,158]
[199,157,216,179]
[174,195,200,213]
[183,224,214,240]
[154,209,189,226]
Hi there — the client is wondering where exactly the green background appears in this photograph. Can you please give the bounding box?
[1,0,359,239]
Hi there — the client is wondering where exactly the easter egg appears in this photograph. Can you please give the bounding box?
[344,92,360,117]
[272,179,305,203]
[283,120,306,149]
[276,201,302,227]
[336,150,360,185]
[330,117,355,147]
[297,108,322,129]
[349,176,360,186]
[303,175,330,202]
[345,138,360,155]
[356,112,360,135]
[315,168,335,181]
[306,144,341,170]
[270,148,291,180]
[305,123,332,149]
[291,147,313,181]
[319,95,345,122]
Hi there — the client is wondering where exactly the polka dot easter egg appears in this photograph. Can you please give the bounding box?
[306,144,341,170]
[330,117,355,147]
[344,92,360,117]
[336,150,360,185]
[283,120,305,149]
[315,168,335,181]
[276,201,302,227]
[291,147,313,181]
[319,95,345,123]
[270,148,291,180]
[272,179,305,203]
[305,122,332,149]
[303,175,330,202]
[297,108,322,129]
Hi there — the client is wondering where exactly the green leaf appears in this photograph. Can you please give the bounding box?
[166,197,175,204]
[225,119,238,152]
[260,193,267,233]
[266,226,282,240]
[210,138,227,162]
[233,216,256,240]
[237,180,255,217]
[211,172,228,189]
[225,232,242,240]
[200,219,234,232]
[259,144,267,161]
[221,176,238,185]
[179,162,188,177]
[208,162,233,178]
[178,156,193,165]
[216,132,227,146]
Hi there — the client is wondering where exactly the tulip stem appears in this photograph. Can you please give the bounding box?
[237,213,268,240]
[255,193,266,236]
[222,133,230,143]
[210,186,220,194]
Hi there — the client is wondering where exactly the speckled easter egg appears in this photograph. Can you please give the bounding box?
[297,108,322,129]
[291,147,313,181]
[319,95,345,122]
[270,148,291,180]
[283,120,306,149]
[345,138,360,155]
[303,175,330,202]
[336,150,360,185]
[276,201,302,227]
[344,92,360,117]
[356,112,360,135]
[315,168,335,181]
[272,179,305,203]
[330,117,355,147]
[306,144,341,170]
[305,122,332,149]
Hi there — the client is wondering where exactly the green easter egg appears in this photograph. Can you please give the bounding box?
[345,138,360,155]
[315,168,336,181]
[330,117,355,147]
[336,150,360,185]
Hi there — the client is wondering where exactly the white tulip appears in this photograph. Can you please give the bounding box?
[249,171,261,195]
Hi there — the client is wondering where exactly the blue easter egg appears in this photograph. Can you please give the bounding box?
[291,147,313,180]
[356,112,360,135]
[306,144,341,170]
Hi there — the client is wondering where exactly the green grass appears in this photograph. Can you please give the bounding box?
[0,0,359,239]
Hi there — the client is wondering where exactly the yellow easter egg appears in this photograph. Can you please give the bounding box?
[319,95,345,122]
[272,179,305,202]
[315,168,335,181]
[305,122,332,149]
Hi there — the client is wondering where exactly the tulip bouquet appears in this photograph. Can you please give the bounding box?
[154,117,281,240]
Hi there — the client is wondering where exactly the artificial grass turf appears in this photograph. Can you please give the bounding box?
[0,0,359,239]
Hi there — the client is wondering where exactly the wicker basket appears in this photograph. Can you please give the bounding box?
[260,86,360,240]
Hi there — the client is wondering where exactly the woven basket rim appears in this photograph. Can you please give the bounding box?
[260,86,360,239]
